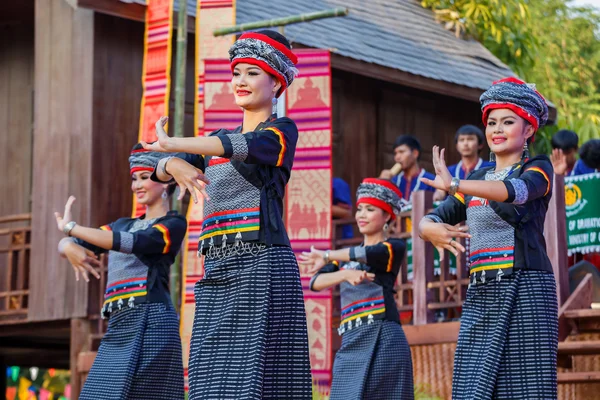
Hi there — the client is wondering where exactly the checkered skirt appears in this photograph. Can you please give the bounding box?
[330,320,414,400]
[452,269,558,399]
[188,245,312,399]
[79,303,184,400]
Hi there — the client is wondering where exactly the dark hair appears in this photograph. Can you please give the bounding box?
[579,139,600,170]
[455,124,484,145]
[551,129,579,151]
[393,135,422,154]
[166,183,177,197]
[255,29,292,50]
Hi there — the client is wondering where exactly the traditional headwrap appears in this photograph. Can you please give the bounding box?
[229,30,299,97]
[128,143,170,175]
[356,178,403,220]
[480,77,549,131]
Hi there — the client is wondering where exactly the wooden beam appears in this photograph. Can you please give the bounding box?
[77,0,196,33]
[411,190,435,325]
[558,273,592,340]
[330,53,483,103]
[404,321,460,345]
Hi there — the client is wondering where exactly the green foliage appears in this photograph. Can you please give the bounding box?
[421,0,600,152]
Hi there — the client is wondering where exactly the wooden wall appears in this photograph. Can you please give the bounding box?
[30,0,95,321]
[0,6,34,220]
[331,69,484,201]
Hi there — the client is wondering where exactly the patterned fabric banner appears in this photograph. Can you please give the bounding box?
[286,49,334,391]
[133,0,175,217]
[565,173,600,255]
[181,1,237,390]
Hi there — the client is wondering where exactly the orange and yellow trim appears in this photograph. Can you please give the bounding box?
[526,167,551,195]
[453,192,465,205]
[100,225,112,231]
[383,241,393,272]
[265,126,286,167]
[154,224,171,254]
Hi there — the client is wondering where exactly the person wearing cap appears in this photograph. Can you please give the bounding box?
[419,77,558,399]
[143,30,311,398]
[301,178,413,400]
[54,143,186,399]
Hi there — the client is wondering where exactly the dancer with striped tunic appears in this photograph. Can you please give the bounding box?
[301,178,414,400]
[145,30,312,399]
[419,77,558,399]
[55,144,186,400]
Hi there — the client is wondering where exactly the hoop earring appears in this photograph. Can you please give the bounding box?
[383,222,389,232]
[489,151,496,163]
[162,190,168,200]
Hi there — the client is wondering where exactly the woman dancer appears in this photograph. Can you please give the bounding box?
[55,143,186,400]
[300,178,413,399]
[145,30,311,398]
[419,77,558,399]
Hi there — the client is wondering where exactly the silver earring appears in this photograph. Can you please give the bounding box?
[272,97,278,116]
[523,142,530,159]
[489,151,496,162]
[162,190,168,199]
[383,222,389,231]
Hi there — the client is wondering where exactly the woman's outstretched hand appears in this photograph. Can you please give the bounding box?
[420,145,453,191]
[60,239,101,282]
[299,246,327,274]
[141,117,175,152]
[419,219,471,261]
[54,196,76,232]
[164,158,210,203]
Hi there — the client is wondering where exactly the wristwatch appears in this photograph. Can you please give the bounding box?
[448,177,460,196]
[63,221,77,236]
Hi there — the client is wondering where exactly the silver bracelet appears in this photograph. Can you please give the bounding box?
[161,157,174,176]
[448,177,460,196]
[323,250,330,264]
[63,221,77,236]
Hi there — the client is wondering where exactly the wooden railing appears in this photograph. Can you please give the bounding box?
[0,213,31,323]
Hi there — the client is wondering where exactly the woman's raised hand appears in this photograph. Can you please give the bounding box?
[421,145,453,191]
[54,196,76,232]
[141,117,174,152]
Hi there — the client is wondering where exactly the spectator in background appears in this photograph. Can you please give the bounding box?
[379,135,435,202]
[579,139,600,171]
[332,177,354,239]
[434,124,494,201]
[551,129,598,175]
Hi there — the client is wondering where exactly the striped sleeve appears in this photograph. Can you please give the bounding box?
[112,214,187,256]
[504,156,553,204]
[218,117,298,168]
[350,239,406,274]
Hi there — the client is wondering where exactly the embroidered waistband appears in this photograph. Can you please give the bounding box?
[338,296,386,335]
[201,241,266,260]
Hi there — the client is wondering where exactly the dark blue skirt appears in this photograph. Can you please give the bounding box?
[188,246,312,399]
[80,303,184,400]
[330,320,414,400]
[452,269,558,399]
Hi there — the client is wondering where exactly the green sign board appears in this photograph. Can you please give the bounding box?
[565,173,600,256]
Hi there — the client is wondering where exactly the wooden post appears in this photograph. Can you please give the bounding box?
[70,318,91,399]
[411,191,435,325]
[544,174,570,307]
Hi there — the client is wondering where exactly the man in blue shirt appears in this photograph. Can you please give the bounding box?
[551,129,598,176]
[379,135,435,202]
[434,125,494,201]
[332,177,354,239]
